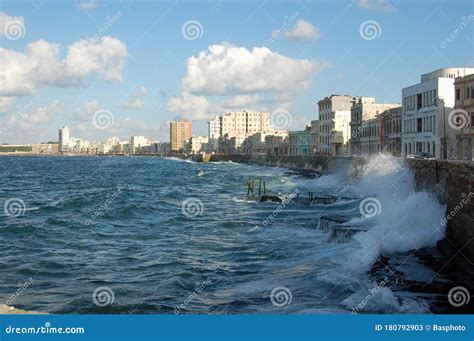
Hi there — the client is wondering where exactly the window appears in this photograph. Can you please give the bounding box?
[417,118,422,132]
[417,93,422,110]
[467,88,470,99]
[471,112,474,127]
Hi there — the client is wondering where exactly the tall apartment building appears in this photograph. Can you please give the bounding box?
[207,111,271,153]
[401,67,474,159]
[317,95,358,155]
[58,126,70,153]
[130,135,150,154]
[310,120,320,155]
[170,120,192,152]
[454,74,474,161]
[350,98,400,156]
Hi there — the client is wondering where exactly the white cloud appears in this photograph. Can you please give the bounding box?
[0,36,128,97]
[358,0,395,12]
[181,43,325,95]
[168,43,328,119]
[0,12,24,37]
[120,86,147,109]
[77,1,97,10]
[0,97,14,113]
[74,99,98,120]
[283,19,321,41]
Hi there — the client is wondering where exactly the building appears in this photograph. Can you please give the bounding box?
[401,67,474,159]
[381,107,402,156]
[265,134,288,155]
[310,120,320,155]
[350,98,400,156]
[130,135,150,154]
[317,95,358,156]
[208,111,271,154]
[288,126,311,156]
[454,74,474,161]
[58,126,69,153]
[170,120,192,152]
[189,135,209,154]
[245,130,288,155]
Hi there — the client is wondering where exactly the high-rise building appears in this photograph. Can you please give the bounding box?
[170,120,192,152]
[401,67,474,159]
[58,126,70,153]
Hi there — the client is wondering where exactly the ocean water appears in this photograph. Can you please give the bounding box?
[0,155,449,314]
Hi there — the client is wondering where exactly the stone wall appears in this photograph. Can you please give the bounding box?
[210,154,474,262]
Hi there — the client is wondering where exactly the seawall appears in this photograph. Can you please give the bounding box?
[210,154,474,263]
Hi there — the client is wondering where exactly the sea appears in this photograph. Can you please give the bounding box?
[0,154,457,314]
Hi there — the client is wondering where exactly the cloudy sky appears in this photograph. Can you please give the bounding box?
[0,0,472,144]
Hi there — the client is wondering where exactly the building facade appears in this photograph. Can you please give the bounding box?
[170,120,192,152]
[317,95,358,156]
[288,127,311,156]
[454,74,474,161]
[401,68,474,159]
[58,126,69,153]
[350,98,400,156]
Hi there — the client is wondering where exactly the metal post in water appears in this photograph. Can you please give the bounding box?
[258,180,262,196]
[263,181,266,195]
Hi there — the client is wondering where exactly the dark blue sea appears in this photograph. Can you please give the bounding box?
[0,155,455,314]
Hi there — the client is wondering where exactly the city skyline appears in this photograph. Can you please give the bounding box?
[0,0,472,144]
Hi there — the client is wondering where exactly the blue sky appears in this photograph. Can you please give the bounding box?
[0,0,472,144]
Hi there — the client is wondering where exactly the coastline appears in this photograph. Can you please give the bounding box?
[0,304,46,315]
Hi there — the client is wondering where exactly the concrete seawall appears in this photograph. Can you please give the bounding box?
[210,154,474,263]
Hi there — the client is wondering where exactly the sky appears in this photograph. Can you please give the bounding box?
[0,0,472,144]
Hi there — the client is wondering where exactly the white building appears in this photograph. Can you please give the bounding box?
[317,95,358,155]
[189,135,209,154]
[129,136,150,154]
[58,126,69,153]
[401,67,474,159]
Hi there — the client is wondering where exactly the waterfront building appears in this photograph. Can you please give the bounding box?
[189,135,209,154]
[58,126,70,153]
[265,134,288,155]
[130,135,150,154]
[401,67,474,159]
[310,120,320,155]
[207,116,221,152]
[317,95,359,156]
[170,120,192,152]
[288,126,311,156]
[380,107,402,156]
[350,98,400,156]
[454,74,474,161]
[245,130,288,155]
